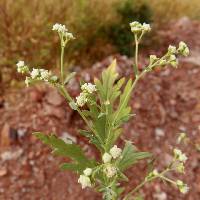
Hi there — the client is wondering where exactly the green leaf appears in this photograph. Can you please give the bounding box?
[112,79,133,127]
[34,132,91,164]
[60,163,83,173]
[117,141,152,171]
[79,130,103,151]
[64,72,76,85]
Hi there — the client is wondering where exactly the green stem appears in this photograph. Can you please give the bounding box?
[57,84,105,149]
[60,42,65,84]
[123,176,156,200]
[134,34,139,77]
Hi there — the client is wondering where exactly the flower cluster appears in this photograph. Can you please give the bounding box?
[178,41,190,57]
[78,168,92,189]
[75,83,96,107]
[16,61,58,86]
[173,149,188,163]
[149,41,189,69]
[16,61,29,74]
[52,23,75,41]
[176,180,189,194]
[104,164,117,178]
[102,145,122,163]
[81,83,97,94]
[130,21,151,34]
[102,145,122,178]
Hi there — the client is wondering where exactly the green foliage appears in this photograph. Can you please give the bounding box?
[17,19,190,200]
[34,132,96,173]
[117,141,152,171]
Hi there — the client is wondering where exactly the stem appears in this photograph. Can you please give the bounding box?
[60,41,65,84]
[134,34,139,77]
[123,176,156,200]
[57,84,105,149]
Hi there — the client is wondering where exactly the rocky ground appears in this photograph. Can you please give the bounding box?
[0,17,200,200]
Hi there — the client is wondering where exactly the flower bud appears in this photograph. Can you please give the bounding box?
[110,145,122,159]
[168,45,177,54]
[83,168,92,176]
[104,164,117,178]
[102,152,112,163]
[178,41,189,57]
[173,148,188,163]
[78,175,92,189]
[176,180,189,194]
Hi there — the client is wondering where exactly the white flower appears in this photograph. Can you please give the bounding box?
[110,145,122,159]
[177,132,187,144]
[152,169,159,176]
[168,45,177,54]
[142,23,151,32]
[102,152,112,163]
[76,92,88,107]
[130,21,151,33]
[16,61,25,68]
[78,175,92,189]
[52,23,74,41]
[83,168,92,176]
[173,148,188,163]
[178,41,189,57]
[52,23,67,33]
[175,162,185,173]
[40,69,50,80]
[81,83,96,94]
[31,68,40,79]
[16,61,29,73]
[169,55,178,67]
[64,32,75,40]
[150,55,157,63]
[104,165,117,178]
[176,180,189,194]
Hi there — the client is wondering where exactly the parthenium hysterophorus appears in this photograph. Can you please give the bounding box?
[16,21,190,200]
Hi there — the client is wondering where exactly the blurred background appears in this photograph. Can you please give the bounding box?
[0,0,200,199]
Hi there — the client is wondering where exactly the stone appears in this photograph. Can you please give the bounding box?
[0,167,7,177]
[0,123,10,147]
[43,104,65,119]
[0,149,23,161]
[45,89,64,106]
[29,89,44,102]
[155,128,165,140]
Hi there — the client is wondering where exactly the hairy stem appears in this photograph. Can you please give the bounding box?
[60,42,65,84]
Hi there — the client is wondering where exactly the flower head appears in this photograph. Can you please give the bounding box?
[16,61,29,73]
[130,21,151,33]
[175,162,185,174]
[102,152,112,163]
[81,83,96,94]
[31,68,40,79]
[176,180,189,194]
[76,92,88,107]
[52,23,74,41]
[110,145,122,159]
[173,148,188,163]
[150,55,158,64]
[40,69,51,81]
[83,168,92,176]
[78,175,92,189]
[169,55,178,67]
[168,45,177,54]
[104,164,117,178]
[178,41,189,57]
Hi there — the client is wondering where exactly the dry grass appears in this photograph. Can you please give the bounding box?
[0,0,200,86]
